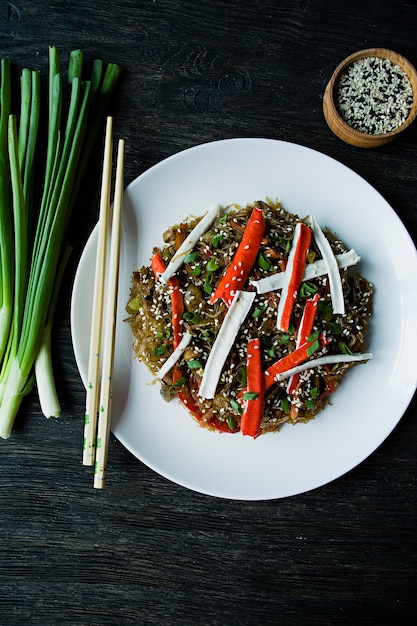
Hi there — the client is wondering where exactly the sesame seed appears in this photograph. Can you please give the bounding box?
[336,56,413,134]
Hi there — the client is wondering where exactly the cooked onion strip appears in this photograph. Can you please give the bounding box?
[199,290,256,399]
[309,215,345,315]
[252,248,360,294]
[155,331,193,380]
[159,204,221,283]
[273,352,373,382]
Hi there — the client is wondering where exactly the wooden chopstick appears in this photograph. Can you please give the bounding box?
[83,116,113,466]
[93,137,125,490]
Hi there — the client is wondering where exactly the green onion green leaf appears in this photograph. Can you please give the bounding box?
[230,399,243,415]
[184,251,199,264]
[187,359,202,370]
[243,391,259,401]
[206,259,220,273]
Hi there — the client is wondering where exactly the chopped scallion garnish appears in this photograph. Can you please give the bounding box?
[183,311,201,324]
[299,281,318,297]
[206,259,220,273]
[169,376,186,392]
[212,233,223,248]
[187,359,202,370]
[243,391,259,401]
[203,280,213,295]
[235,366,247,386]
[157,328,171,340]
[307,340,320,357]
[153,344,167,356]
[328,321,342,334]
[338,341,353,355]
[203,328,216,343]
[184,251,199,264]
[310,386,320,399]
[280,398,290,413]
[230,399,243,415]
[227,415,235,430]
[258,251,272,271]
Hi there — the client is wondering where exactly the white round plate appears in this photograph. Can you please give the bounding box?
[71,138,417,500]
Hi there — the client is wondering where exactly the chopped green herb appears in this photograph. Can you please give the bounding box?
[206,259,220,272]
[243,391,259,401]
[272,233,291,253]
[252,306,265,318]
[258,251,272,271]
[126,295,141,312]
[203,280,213,295]
[212,233,223,248]
[338,341,353,355]
[307,339,320,357]
[299,281,318,298]
[203,328,216,342]
[153,344,167,356]
[157,328,171,340]
[230,399,243,414]
[280,398,290,413]
[227,415,236,430]
[184,251,199,263]
[187,359,202,370]
[236,366,247,386]
[305,399,316,410]
[191,265,202,276]
[183,311,201,324]
[169,376,186,392]
[317,301,333,316]
[310,386,320,399]
[328,321,342,334]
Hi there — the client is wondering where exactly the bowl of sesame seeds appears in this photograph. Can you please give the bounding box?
[323,48,417,147]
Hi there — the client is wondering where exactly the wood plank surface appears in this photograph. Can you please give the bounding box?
[0,1,416,624]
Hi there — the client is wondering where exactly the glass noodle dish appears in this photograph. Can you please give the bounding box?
[125,199,373,438]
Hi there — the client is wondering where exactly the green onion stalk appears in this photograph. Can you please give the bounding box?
[0,47,121,438]
[0,58,13,366]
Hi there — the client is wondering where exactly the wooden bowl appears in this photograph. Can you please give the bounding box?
[323,48,417,147]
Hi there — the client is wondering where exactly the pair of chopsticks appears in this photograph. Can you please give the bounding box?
[82,116,125,489]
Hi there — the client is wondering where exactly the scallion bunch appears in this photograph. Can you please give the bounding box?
[0,47,121,438]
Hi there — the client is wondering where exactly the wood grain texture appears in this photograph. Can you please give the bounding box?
[1,1,416,625]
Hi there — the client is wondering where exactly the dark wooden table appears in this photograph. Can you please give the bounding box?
[1,1,416,624]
